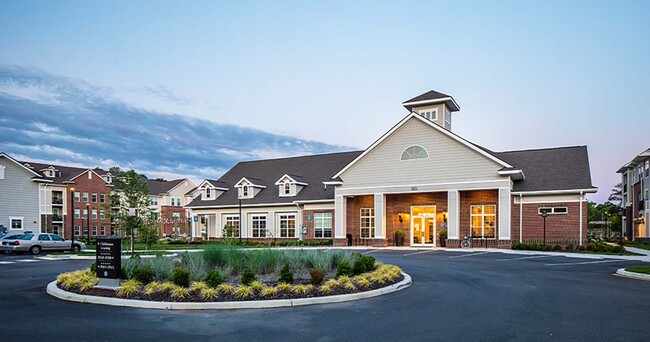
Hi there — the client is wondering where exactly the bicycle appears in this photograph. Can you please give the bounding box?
[460,236,485,248]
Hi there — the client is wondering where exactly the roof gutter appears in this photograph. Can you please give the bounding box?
[512,188,598,195]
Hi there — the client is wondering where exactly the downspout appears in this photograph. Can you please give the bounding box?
[579,191,584,246]
[519,193,523,243]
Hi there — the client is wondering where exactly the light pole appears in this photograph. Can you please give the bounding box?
[238,198,242,246]
[605,212,611,238]
[617,207,625,255]
[70,187,75,252]
[541,210,548,246]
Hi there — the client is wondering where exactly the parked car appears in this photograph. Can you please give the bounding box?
[0,233,26,254]
[0,233,86,255]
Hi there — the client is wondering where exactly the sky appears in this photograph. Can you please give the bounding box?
[0,0,649,203]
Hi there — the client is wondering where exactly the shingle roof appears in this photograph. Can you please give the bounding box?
[187,151,362,207]
[494,146,596,192]
[403,90,452,104]
[147,179,185,195]
[20,161,92,185]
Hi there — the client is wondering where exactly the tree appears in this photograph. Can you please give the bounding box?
[109,169,154,250]
[608,182,622,206]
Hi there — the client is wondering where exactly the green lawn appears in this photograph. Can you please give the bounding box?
[625,266,650,275]
[624,241,650,251]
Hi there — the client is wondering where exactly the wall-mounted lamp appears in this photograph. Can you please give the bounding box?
[398,214,403,223]
[442,211,448,223]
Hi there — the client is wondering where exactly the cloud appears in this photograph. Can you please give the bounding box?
[0,65,352,182]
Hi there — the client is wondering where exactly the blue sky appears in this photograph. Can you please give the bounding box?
[1,0,649,202]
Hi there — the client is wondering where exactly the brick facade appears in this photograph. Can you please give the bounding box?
[385,192,448,246]
[160,206,186,236]
[302,209,335,241]
[65,171,112,239]
[511,201,587,244]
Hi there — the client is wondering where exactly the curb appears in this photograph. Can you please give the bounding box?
[615,268,650,282]
[47,253,178,260]
[46,272,412,310]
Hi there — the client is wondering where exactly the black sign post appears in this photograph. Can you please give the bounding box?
[96,238,121,289]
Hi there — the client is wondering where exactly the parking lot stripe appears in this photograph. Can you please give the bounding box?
[403,250,433,257]
[545,259,626,266]
[37,257,62,261]
[496,255,555,262]
[16,259,40,263]
[0,261,15,264]
[449,251,490,259]
[361,249,379,255]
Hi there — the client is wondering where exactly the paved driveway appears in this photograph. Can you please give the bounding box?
[1,250,649,341]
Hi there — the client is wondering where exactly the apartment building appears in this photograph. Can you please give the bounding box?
[618,148,650,239]
[147,178,196,236]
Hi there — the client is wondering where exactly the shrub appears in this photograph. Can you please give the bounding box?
[171,286,189,300]
[181,252,207,282]
[277,283,292,292]
[308,268,325,285]
[148,254,175,281]
[439,229,448,239]
[144,282,162,296]
[117,279,141,298]
[201,287,218,300]
[241,269,256,286]
[261,286,278,297]
[132,266,155,285]
[90,262,97,274]
[395,230,404,237]
[216,283,235,294]
[319,284,332,294]
[205,269,225,288]
[353,255,376,275]
[234,285,254,299]
[292,284,313,295]
[172,267,190,287]
[278,264,294,284]
[552,245,563,251]
[189,282,208,292]
[336,260,353,277]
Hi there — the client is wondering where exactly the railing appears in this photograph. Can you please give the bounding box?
[52,215,62,221]
[52,198,63,205]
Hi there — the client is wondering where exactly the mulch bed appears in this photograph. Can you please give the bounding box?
[59,274,404,302]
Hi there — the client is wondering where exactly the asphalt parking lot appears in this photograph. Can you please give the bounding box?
[1,250,649,342]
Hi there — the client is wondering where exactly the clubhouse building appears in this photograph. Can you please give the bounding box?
[186,90,597,247]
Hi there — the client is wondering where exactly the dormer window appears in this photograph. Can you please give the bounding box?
[275,174,307,197]
[205,187,212,199]
[284,182,291,195]
[242,186,249,197]
[235,177,264,199]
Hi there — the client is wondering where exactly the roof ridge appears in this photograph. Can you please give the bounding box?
[496,145,586,154]
[236,150,362,164]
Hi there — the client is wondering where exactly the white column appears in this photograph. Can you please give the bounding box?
[447,190,460,239]
[579,191,584,246]
[498,188,511,240]
[374,193,386,238]
[334,195,347,239]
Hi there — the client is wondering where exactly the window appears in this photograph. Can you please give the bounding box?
[100,210,105,219]
[314,212,332,238]
[74,226,80,236]
[10,217,23,229]
[400,145,429,160]
[284,182,291,195]
[38,234,50,241]
[74,192,80,202]
[150,196,158,206]
[83,226,88,235]
[224,215,240,238]
[74,209,80,219]
[91,193,97,203]
[170,198,176,206]
[251,215,267,238]
[172,212,180,221]
[92,226,97,236]
[176,197,181,206]
[360,208,375,238]
[0,165,5,179]
[83,209,88,219]
[50,234,63,241]
[242,186,249,197]
[205,188,212,199]
[99,193,106,203]
[279,214,296,238]
[92,210,98,219]
[82,192,89,202]
[419,108,437,121]
[471,205,496,238]
[538,207,569,215]
[444,108,451,127]
[100,226,105,236]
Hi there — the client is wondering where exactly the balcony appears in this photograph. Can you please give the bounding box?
[52,214,63,222]
[52,198,63,205]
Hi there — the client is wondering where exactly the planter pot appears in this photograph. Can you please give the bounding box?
[395,236,404,246]
[439,238,447,247]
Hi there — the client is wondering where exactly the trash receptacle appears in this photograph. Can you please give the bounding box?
[346,234,352,246]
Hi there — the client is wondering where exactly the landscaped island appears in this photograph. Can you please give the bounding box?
[56,246,404,302]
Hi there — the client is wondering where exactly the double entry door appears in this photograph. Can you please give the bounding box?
[411,206,436,246]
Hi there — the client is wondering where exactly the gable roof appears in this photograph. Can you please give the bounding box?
[147,178,185,196]
[332,113,512,179]
[275,174,308,186]
[402,90,460,112]
[0,152,45,179]
[19,160,95,185]
[494,146,596,193]
[187,151,362,208]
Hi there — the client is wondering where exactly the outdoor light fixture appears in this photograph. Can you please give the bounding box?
[617,207,625,255]
[398,214,403,223]
[442,211,448,223]
[540,209,549,246]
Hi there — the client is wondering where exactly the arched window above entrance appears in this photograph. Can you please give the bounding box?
[400,145,429,160]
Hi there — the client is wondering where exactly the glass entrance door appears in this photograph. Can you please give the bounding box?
[411,206,436,246]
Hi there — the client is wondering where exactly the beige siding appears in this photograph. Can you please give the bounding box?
[340,117,503,188]
[0,157,40,231]
[412,103,445,128]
